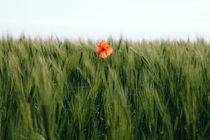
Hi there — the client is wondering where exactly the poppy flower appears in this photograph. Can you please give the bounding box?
[96,40,113,58]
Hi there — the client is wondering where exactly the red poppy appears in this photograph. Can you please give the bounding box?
[96,40,113,58]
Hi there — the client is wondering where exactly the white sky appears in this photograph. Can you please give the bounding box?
[0,0,210,40]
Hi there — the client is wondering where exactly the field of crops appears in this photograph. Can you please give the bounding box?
[0,36,209,140]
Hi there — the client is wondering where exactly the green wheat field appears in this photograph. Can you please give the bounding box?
[0,36,209,140]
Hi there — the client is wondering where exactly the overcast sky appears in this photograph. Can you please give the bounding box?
[0,0,210,40]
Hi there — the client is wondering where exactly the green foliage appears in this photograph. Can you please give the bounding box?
[0,36,209,140]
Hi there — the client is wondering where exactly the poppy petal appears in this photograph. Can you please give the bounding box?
[105,46,113,55]
[100,40,108,47]
[97,48,102,54]
[99,51,107,58]
[96,45,102,52]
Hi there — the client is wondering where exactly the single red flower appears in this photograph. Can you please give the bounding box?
[96,40,113,58]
